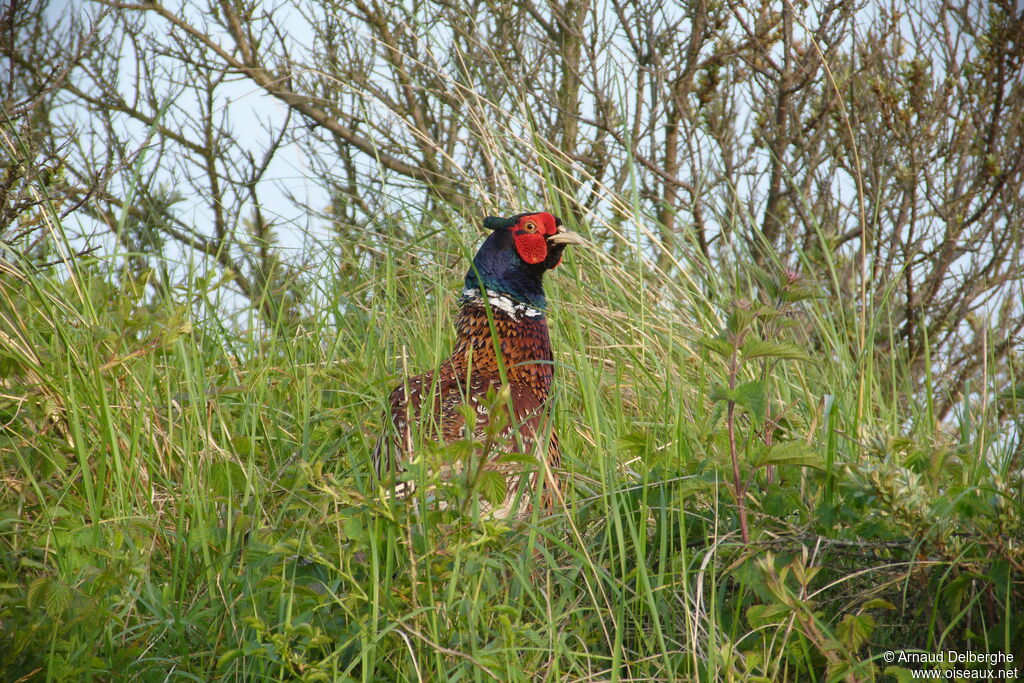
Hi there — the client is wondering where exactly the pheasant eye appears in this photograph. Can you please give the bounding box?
[523,221,537,233]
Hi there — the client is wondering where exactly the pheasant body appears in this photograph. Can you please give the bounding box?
[374,212,584,514]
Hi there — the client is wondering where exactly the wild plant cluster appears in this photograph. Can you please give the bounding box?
[2,0,1022,679]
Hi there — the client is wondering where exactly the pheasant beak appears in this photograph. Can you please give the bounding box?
[547,225,586,246]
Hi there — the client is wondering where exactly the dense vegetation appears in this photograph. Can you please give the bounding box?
[2,0,1022,680]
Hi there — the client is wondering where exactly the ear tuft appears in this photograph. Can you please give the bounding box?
[554,215,563,227]
[483,216,516,231]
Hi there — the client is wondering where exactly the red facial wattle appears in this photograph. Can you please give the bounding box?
[512,213,559,265]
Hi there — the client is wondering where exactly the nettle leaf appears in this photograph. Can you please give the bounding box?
[709,385,733,402]
[740,338,810,362]
[754,441,822,470]
[784,282,823,303]
[837,612,875,652]
[209,460,247,500]
[698,336,734,358]
[734,380,766,423]
[747,602,792,629]
[940,572,977,615]
[726,307,755,335]
[710,381,766,422]
[477,469,507,506]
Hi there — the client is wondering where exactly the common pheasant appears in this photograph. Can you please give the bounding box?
[373,212,585,515]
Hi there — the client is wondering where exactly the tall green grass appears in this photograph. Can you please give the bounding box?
[1,190,1021,681]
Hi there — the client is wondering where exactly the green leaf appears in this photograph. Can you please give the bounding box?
[671,475,714,498]
[231,436,263,458]
[26,576,50,610]
[733,380,766,423]
[698,336,734,358]
[710,381,766,422]
[940,573,976,615]
[740,338,810,362]
[726,307,754,336]
[753,441,822,469]
[477,469,507,506]
[617,430,650,454]
[709,385,734,403]
[209,460,247,500]
[836,612,875,651]
[783,282,823,303]
[343,515,365,542]
[44,580,72,617]
[747,602,791,629]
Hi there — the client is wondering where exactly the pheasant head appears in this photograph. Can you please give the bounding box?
[464,211,585,312]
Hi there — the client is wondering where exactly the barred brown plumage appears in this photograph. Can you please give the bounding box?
[373,211,585,516]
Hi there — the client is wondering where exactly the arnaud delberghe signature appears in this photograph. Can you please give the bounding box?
[896,651,1015,667]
